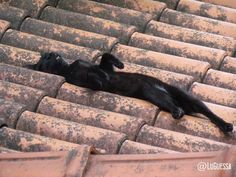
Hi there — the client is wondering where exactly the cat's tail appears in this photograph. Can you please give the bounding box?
[190,98,233,133]
[168,86,233,133]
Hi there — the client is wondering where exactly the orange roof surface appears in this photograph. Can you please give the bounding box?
[0,0,236,176]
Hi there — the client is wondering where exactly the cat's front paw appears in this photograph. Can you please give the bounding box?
[218,122,233,133]
[115,62,124,69]
[171,107,185,119]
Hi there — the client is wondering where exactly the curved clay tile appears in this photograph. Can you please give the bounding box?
[145,21,236,55]
[17,111,127,153]
[21,18,119,52]
[136,125,230,152]
[155,111,236,144]
[177,0,236,23]
[37,96,145,140]
[57,0,154,31]
[129,32,226,69]
[57,83,158,125]
[40,6,137,44]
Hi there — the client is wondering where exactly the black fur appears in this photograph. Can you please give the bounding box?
[27,52,233,133]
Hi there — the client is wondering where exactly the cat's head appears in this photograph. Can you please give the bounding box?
[26,52,69,75]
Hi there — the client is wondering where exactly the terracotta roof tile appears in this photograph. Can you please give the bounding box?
[136,125,231,152]
[0,127,86,152]
[178,0,236,23]
[5,0,57,18]
[115,61,194,89]
[20,18,118,52]
[220,56,236,74]
[203,69,236,91]
[40,6,137,44]
[0,4,28,29]
[154,0,179,9]
[90,0,166,15]
[17,111,127,153]
[119,140,179,154]
[1,29,101,61]
[0,99,26,128]
[145,20,236,55]
[154,111,236,144]
[198,0,236,10]
[0,63,65,97]
[0,147,236,177]
[0,19,10,40]
[160,8,236,38]
[0,44,41,66]
[0,81,46,111]
[206,102,236,124]
[111,44,210,80]
[0,147,92,177]
[57,83,158,125]
[129,32,226,68]
[85,147,236,177]
[57,0,154,31]
[37,96,145,140]
[190,82,236,108]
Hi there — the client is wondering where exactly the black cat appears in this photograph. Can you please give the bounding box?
[26,52,109,90]
[27,52,234,133]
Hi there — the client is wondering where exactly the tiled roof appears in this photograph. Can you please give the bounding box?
[0,0,236,175]
[0,146,236,177]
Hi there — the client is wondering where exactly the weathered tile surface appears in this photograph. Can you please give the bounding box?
[57,0,154,31]
[116,61,194,89]
[17,111,127,153]
[40,6,137,44]
[136,125,231,152]
[5,0,58,17]
[0,81,46,111]
[57,83,158,125]
[21,18,118,52]
[112,44,210,80]
[178,0,236,23]
[198,0,236,9]
[154,111,236,144]
[221,56,236,74]
[90,0,166,15]
[0,4,28,29]
[205,102,236,124]
[119,140,179,154]
[146,21,236,55]
[37,97,145,140]
[1,29,101,61]
[0,20,10,40]
[190,82,236,108]
[0,44,41,66]
[129,32,226,68]
[203,69,236,91]
[0,99,26,128]
[0,147,92,177]
[0,63,65,97]
[160,8,236,38]
[0,127,83,152]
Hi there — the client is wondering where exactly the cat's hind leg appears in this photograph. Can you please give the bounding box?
[142,83,185,119]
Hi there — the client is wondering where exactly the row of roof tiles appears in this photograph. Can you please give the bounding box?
[0,146,236,177]
[0,0,235,158]
[0,65,235,153]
